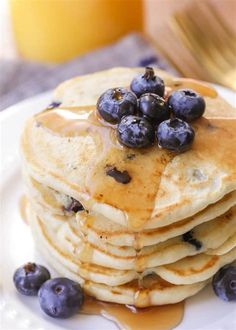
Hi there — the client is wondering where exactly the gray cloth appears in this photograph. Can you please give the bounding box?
[0,33,176,111]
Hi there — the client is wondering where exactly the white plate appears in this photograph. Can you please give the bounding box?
[1,86,236,330]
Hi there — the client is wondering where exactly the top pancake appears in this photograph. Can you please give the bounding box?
[21,67,236,231]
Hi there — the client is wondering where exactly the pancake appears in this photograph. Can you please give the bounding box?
[206,232,236,256]
[76,192,236,248]
[53,67,173,108]
[31,192,236,272]
[21,111,236,232]
[53,67,235,119]
[41,244,208,307]
[24,174,236,248]
[21,67,236,232]
[28,191,236,272]
[21,67,236,307]
[32,212,137,286]
[23,170,74,216]
[153,246,236,285]
[27,201,208,307]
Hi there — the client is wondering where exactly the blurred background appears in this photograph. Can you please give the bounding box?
[0,0,236,110]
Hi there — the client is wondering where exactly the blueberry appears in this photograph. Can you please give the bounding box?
[157,118,195,153]
[168,89,205,122]
[212,265,236,302]
[97,88,137,124]
[64,197,84,213]
[139,93,170,124]
[47,101,61,109]
[13,262,50,296]
[117,115,155,148]
[130,67,164,98]
[38,277,84,318]
[182,230,202,250]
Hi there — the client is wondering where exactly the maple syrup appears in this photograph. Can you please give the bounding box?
[35,106,175,231]
[81,296,184,330]
[32,77,220,232]
[35,110,236,232]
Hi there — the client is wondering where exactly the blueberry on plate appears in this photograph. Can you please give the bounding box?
[157,118,195,153]
[139,93,170,124]
[168,89,205,122]
[117,115,155,148]
[97,88,137,124]
[212,265,236,302]
[13,262,50,296]
[130,67,165,98]
[38,277,84,318]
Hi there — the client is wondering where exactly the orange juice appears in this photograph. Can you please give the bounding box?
[9,0,143,63]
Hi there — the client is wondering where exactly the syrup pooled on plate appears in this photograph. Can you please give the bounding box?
[81,296,184,330]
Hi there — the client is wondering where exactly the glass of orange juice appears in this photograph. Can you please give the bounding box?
[9,0,143,63]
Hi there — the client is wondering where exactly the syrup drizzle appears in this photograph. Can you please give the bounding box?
[35,106,175,230]
[81,296,184,330]
[35,113,236,231]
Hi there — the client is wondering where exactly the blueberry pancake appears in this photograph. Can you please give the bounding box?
[21,67,236,306]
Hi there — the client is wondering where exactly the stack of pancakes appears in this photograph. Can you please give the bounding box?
[21,68,236,307]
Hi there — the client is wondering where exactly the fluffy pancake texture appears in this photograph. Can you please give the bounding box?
[21,67,236,306]
[21,109,236,230]
[27,202,209,307]
[26,187,236,273]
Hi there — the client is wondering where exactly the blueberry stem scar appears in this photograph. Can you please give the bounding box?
[24,262,36,274]
[143,67,155,80]
[112,89,123,101]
